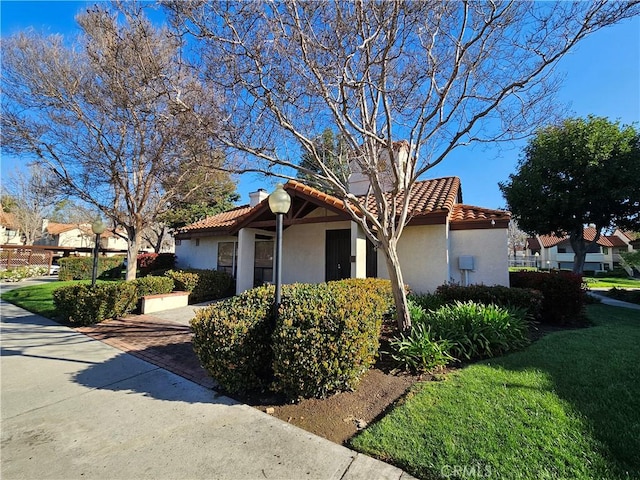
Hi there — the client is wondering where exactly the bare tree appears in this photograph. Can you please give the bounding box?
[507,220,529,262]
[1,164,58,245]
[166,1,638,330]
[1,2,232,280]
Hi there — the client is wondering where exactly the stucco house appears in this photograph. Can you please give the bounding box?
[36,219,129,251]
[0,210,23,245]
[526,228,635,272]
[175,174,510,295]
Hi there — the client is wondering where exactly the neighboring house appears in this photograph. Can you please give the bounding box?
[0,211,23,245]
[526,228,635,272]
[175,174,511,295]
[35,220,129,252]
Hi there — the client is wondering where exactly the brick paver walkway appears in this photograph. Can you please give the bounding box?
[75,315,216,389]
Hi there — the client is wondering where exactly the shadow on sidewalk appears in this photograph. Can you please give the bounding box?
[70,347,233,405]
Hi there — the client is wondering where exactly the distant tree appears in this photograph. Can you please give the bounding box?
[500,116,640,273]
[507,220,529,260]
[297,129,350,193]
[1,164,58,244]
[168,1,638,331]
[1,2,233,280]
[49,199,97,225]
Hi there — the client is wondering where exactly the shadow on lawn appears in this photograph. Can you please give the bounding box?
[497,305,640,475]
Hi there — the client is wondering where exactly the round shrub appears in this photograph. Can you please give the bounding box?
[271,278,393,399]
[190,285,275,394]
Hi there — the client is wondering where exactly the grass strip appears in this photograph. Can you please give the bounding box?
[351,305,640,479]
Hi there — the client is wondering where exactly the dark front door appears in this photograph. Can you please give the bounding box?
[326,229,351,281]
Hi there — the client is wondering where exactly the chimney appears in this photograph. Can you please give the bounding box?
[249,189,269,207]
[42,218,49,233]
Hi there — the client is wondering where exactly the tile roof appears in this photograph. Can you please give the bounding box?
[177,176,508,234]
[45,222,82,235]
[450,205,509,223]
[0,211,18,229]
[178,205,254,233]
[536,227,627,248]
[604,235,628,248]
[357,177,461,219]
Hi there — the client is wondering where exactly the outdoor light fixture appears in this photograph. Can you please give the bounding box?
[268,183,291,316]
[91,218,106,287]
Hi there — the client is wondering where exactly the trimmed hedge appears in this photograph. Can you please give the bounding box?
[510,271,587,326]
[53,277,177,325]
[53,282,138,326]
[190,285,275,394]
[58,256,124,281]
[272,278,393,399]
[165,269,233,303]
[433,284,543,321]
[606,288,640,305]
[130,276,175,298]
[190,278,394,399]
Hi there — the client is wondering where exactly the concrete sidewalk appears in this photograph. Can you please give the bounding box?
[1,300,415,480]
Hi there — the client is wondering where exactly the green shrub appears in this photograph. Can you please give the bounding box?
[190,285,275,394]
[0,266,48,281]
[58,256,124,281]
[434,284,543,321]
[420,301,530,361]
[510,271,587,325]
[137,253,176,276]
[130,276,175,298]
[190,278,394,399]
[409,293,446,313]
[165,269,233,303]
[53,282,138,326]
[388,323,455,372]
[271,278,393,399]
[607,288,640,305]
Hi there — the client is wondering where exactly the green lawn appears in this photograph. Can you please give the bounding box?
[1,280,113,319]
[351,305,640,480]
[584,276,640,289]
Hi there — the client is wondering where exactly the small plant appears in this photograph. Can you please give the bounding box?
[409,293,446,313]
[388,323,455,372]
[422,301,530,361]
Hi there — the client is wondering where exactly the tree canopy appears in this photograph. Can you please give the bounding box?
[500,116,640,273]
[1,3,235,279]
[167,1,639,330]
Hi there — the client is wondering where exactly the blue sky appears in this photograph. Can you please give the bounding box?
[1,1,638,209]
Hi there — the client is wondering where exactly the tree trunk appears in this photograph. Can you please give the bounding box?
[380,239,412,332]
[569,226,599,274]
[125,226,140,281]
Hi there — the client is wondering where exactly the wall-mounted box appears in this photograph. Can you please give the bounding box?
[459,255,475,271]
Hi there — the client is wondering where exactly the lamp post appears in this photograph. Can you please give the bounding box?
[268,183,291,315]
[534,252,540,270]
[91,218,106,287]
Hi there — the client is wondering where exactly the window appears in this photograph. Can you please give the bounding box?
[254,240,274,286]
[195,238,200,247]
[558,247,566,254]
[602,247,609,255]
[175,239,181,246]
[217,242,237,277]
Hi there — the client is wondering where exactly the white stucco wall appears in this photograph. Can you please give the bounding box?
[376,224,450,294]
[449,228,509,287]
[175,236,231,270]
[281,219,352,285]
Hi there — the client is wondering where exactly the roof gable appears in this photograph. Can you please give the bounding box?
[176,176,509,235]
